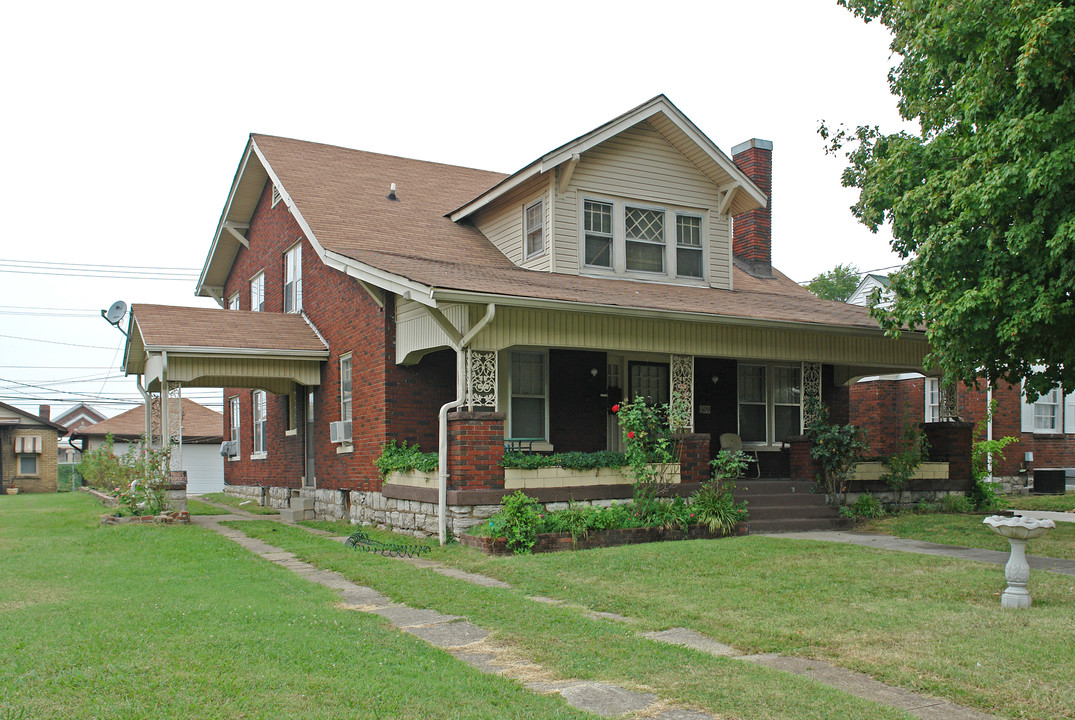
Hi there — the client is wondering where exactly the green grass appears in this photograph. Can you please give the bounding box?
[0,494,589,719]
[186,498,228,515]
[1005,490,1075,513]
[231,520,918,720]
[419,530,1073,720]
[198,491,280,514]
[859,511,1075,560]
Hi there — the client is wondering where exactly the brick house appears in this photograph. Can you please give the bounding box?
[845,274,1075,487]
[0,401,65,494]
[52,403,107,465]
[121,96,951,537]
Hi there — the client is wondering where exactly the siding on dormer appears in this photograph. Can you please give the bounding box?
[472,175,551,272]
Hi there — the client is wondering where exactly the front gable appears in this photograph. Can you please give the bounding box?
[460,97,764,291]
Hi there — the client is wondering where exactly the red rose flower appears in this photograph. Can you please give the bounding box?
[627,430,635,439]
[611,404,620,413]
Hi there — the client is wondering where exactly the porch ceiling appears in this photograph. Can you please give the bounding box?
[124,304,329,394]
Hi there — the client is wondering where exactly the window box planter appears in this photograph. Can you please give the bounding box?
[503,464,680,490]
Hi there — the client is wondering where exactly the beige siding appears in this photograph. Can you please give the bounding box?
[553,121,733,289]
[149,355,322,395]
[472,176,551,271]
[467,306,928,371]
[396,299,470,364]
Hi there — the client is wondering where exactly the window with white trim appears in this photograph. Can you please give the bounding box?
[228,293,240,311]
[340,355,352,423]
[1033,386,1061,432]
[925,378,940,422]
[18,455,38,476]
[251,272,265,312]
[252,390,267,457]
[738,363,802,446]
[524,200,545,258]
[510,351,546,439]
[581,196,705,280]
[229,396,241,459]
[284,244,302,313]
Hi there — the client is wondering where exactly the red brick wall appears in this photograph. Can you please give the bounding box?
[675,433,711,484]
[731,141,772,266]
[386,347,457,454]
[447,412,505,490]
[849,377,927,458]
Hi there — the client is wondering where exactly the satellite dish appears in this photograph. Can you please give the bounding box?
[104,300,127,326]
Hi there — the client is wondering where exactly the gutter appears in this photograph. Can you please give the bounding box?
[435,303,496,545]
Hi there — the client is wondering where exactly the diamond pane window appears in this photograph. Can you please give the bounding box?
[625,207,664,273]
[584,200,613,267]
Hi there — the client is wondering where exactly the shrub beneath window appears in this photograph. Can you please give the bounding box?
[374,440,438,478]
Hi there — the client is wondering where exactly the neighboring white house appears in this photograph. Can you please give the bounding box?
[846,273,894,308]
[72,398,225,494]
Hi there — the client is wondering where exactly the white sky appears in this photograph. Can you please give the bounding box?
[0,0,911,419]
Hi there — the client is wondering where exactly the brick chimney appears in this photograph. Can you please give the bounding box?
[731,138,773,277]
[39,404,51,421]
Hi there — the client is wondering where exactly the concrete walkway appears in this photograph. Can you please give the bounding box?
[192,502,1000,720]
[1009,509,1075,524]
[765,530,1075,576]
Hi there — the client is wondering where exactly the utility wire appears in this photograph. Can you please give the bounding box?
[0,258,201,272]
[0,333,117,350]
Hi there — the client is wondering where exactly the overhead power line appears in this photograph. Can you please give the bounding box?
[0,258,199,282]
[0,333,118,350]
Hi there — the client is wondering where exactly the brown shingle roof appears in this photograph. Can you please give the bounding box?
[131,304,328,353]
[253,135,883,331]
[74,398,222,443]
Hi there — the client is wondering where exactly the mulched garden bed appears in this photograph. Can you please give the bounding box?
[462,522,748,555]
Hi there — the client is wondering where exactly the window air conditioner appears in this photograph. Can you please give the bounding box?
[329,420,352,444]
[220,441,237,458]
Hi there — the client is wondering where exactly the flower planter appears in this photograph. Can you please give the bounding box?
[461,521,747,555]
[851,461,949,482]
[503,464,680,490]
[385,469,439,488]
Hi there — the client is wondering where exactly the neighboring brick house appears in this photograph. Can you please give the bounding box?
[121,96,945,537]
[847,275,1074,483]
[71,399,226,494]
[52,403,107,465]
[0,401,65,494]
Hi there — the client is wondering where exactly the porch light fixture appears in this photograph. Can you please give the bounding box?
[711,375,719,385]
[590,368,599,378]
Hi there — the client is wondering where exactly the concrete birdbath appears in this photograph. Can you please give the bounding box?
[983,515,1056,609]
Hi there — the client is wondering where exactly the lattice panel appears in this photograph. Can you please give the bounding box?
[466,350,497,409]
[940,381,958,420]
[802,361,823,425]
[166,382,183,469]
[669,354,695,433]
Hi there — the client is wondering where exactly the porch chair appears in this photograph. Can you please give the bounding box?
[718,433,760,478]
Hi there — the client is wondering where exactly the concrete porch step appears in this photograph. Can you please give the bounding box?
[734,491,829,506]
[290,497,315,512]
[731,479,816,495]
[745,504,837,521]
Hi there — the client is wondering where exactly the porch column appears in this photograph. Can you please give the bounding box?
[465,350,497,411]
[670,354,695,433]
[166,382,183,470]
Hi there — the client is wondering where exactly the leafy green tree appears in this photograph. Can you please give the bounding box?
[822,0,1075,399]
[806,263,861,301]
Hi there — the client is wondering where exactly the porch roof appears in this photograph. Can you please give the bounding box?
[123,304,329,394]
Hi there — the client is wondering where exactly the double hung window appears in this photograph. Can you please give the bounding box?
[251,272,265,312]
[18,455,37,475]
[340,355,352,424]
[228,293,240,311]
[1033,386,1061,432]
[924,378,940,422]
[229,397,240,459]
[510,351,546,439]
[284,244,302,313]
[525,200,545,258]
[738,364,802,446]
[582,197,705,280]
[252,390,267,457]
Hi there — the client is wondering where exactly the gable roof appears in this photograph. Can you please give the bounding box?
[53,403,107,429]
[73,398,223,443]
[0,400,67,431]
[450,95,766,222]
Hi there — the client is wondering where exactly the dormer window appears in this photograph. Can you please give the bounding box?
[581,196,706,281]
[525,199,545,258]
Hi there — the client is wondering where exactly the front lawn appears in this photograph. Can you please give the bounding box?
[240,520,1074,720]
[857,512,1075,561]
[0,494,587,720]
[1005,490,1075,513]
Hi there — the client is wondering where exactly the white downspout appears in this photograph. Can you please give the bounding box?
[436,303,496,546]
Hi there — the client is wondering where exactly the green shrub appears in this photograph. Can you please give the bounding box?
[614,397,679,505]
[804,396,869,506]
[76,434,126,491]
[689,481,747,535]
[939,493,972,514]
[374,440,438,478]
[500,451,627,471]
[710,450,753,481]
[491,490,541,554]
[845,492,887,519]
[967,479,1002,512]
[880,421,929,507]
